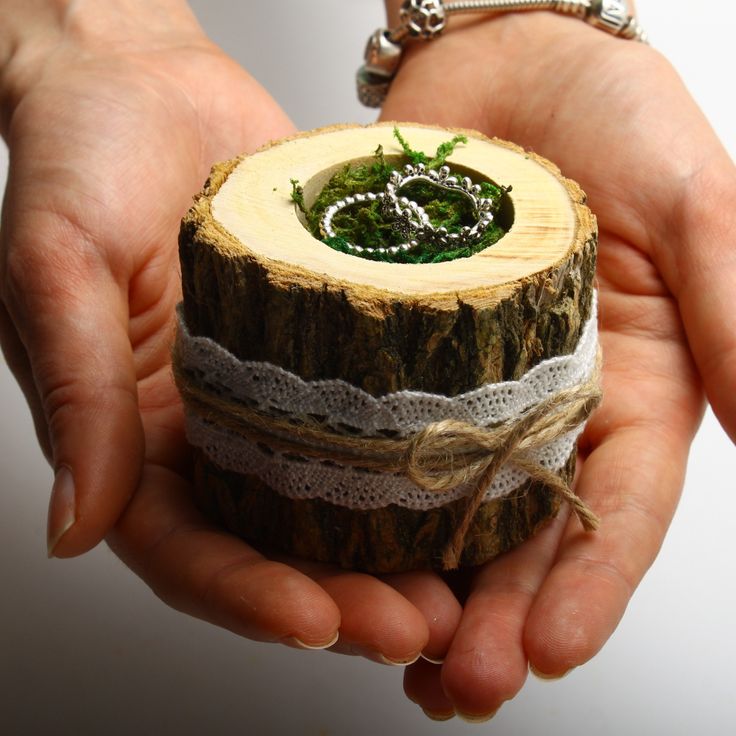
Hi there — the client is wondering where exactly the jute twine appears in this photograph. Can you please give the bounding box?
[173,343,602,570]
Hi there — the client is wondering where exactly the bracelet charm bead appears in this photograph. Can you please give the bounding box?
[400,0,447,39]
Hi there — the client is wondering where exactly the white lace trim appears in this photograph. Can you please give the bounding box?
[187,416,583,510]
[177,293,598,511]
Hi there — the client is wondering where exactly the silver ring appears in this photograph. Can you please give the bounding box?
[320,191,421,255]
[384,163,494,247]
[319,165,495,256]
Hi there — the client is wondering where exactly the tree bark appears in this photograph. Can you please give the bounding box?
[178,123,597,572]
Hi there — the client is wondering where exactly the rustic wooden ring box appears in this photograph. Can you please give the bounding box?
[178,123,597,572]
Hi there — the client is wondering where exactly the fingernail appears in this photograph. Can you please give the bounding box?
[456,709,499,723]
[422,708,455,721]
[420,652,445,665]
[282,631,339,650]
[529,663,573,681]
[47,466,76,557]
[352,646,420,666]
[378,651,421,666]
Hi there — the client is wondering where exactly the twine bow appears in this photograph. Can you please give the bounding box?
[173,341,602,570]
[403,377,602,568]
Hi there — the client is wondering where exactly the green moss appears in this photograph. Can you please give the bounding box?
[290,178,307,214]
[294,128,509,264]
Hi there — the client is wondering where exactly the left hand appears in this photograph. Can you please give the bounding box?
[380,12,735,720]
[0,7,458,669]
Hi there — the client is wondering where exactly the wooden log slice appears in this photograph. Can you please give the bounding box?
[179,122,597,572]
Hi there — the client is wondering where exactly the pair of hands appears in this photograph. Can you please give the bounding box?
[1,5,733,721]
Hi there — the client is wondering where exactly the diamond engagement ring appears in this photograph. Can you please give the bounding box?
[319,165,495,256]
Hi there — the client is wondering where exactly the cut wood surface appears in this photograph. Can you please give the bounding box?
[179,122,597,572]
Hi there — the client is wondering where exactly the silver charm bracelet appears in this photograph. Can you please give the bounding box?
[357,0,648,107]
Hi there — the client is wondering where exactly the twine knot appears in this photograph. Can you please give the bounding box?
[401,381,602,568]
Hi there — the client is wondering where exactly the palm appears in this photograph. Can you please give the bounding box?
[380,15,723,715]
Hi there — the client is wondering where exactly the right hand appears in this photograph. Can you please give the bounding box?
[379,8,734,719]
[0,3,462,663]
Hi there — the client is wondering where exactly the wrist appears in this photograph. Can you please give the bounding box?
[384,0,402,26]
[372,1,645,109]
[0,0,203,128]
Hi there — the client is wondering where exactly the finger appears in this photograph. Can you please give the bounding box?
[288,559,429,666]
[438,510,568,719]
[381,570,462,664]
[524,425,689,676]
[404,659,455,721]
[1,228,144,558]
[108,465,342,649]
[0,300,51,459]
[524,324,703,676]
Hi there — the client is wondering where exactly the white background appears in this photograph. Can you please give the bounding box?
[1,1,734,734]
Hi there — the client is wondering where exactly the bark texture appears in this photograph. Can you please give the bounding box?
[194,451,572,573]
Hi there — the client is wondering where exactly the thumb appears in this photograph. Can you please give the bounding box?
[656,161,736,443]
[1,239,144,558]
